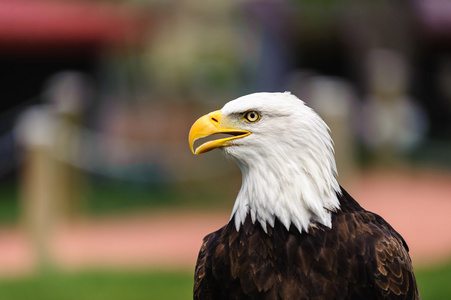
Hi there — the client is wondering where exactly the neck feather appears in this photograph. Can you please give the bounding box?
[229,144,341,234]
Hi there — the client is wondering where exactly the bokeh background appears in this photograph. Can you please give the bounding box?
[0,0,451,299]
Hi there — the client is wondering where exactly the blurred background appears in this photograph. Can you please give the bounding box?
[0,0,451,299]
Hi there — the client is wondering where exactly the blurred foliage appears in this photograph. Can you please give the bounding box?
[409,141,451,170]
[84,177,236,216]
[0,183,19,224]
[0,262,450,300]
[0,174,238,224]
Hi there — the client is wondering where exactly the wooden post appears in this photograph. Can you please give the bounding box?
[43,72,88,223]
[16,72,88,271]
[16,108,58,271]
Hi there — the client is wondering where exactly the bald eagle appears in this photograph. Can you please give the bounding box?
[188,92,419,299]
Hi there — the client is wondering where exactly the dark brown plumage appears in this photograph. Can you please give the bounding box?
[194,187,420,300]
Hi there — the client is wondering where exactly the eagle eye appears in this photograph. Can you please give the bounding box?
[243,111,260,123]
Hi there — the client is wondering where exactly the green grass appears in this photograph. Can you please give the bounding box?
[0,262,450,300]
[0,270,193,300]
[416,261,451,300]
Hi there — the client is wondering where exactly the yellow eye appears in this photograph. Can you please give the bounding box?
[243,111,260,123]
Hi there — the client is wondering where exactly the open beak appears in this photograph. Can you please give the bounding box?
[189,110,250,155]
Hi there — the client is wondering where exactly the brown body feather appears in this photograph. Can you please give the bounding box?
[193,188,420,300]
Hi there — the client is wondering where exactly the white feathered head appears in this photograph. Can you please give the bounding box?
[189,92,341,233]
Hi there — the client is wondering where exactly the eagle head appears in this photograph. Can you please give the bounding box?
[189,92,341,233]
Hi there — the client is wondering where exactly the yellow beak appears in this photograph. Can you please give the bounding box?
[189,110,250,155]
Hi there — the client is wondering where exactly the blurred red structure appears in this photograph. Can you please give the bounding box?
[0,0,148,53]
